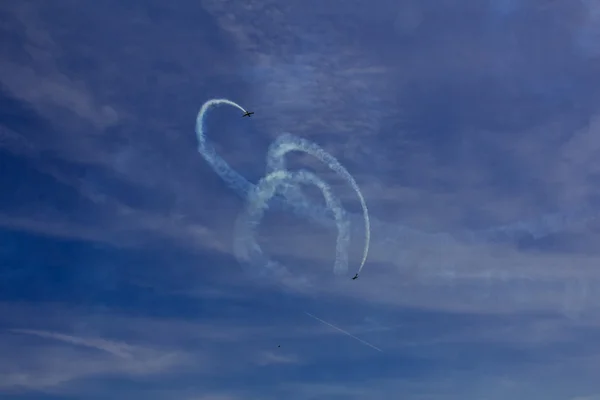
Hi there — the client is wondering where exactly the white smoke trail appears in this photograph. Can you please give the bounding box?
[194,98,594,280]
[195,98,340,227]
[234,169,350,278]
[196,98,369,278]
[266,133,370,274]
[195,99,253,197]
[304,312,383,352]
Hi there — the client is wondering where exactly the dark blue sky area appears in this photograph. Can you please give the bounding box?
[1,1,600,399]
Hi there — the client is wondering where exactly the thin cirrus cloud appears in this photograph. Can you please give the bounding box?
[1,0,600,399]
[0,328,187,390]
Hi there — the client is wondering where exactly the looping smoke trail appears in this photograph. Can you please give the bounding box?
[195,99,253,197]
[234,169,350,278]
[195,98,370,279]
[195,98,588,282]
[266,133,370,274]
[196,99,339,225]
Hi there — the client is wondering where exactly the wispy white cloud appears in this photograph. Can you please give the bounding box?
[9,329,136,358]
[0,3,119,132]
[0,301,311,395]
[3,0,598,293]
[187,395,242,400]
[3,1,600,398]
[1,288,600,398]
[0,328,187,390]
[254,350,300,366]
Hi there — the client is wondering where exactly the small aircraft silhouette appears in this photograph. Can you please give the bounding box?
[352,273,359,280]
[242,110,254,117]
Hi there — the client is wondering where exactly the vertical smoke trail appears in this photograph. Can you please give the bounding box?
[266,133,370,274]
[304,312,383,352]
[234,169,350,277]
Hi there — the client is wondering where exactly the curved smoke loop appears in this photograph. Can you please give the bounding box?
[195,99,595,282]
[195,99,370,280]
[234,169,350,279]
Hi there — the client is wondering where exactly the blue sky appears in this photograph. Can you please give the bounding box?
[1,0,600,399]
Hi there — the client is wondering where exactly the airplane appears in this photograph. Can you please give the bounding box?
[242,110,254,117]
[352,273,359,280]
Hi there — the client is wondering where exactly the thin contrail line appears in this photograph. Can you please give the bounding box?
[304,312,383,352]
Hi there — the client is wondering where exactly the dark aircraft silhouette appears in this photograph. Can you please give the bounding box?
[352,273,359,280]
[242,110,254,117]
